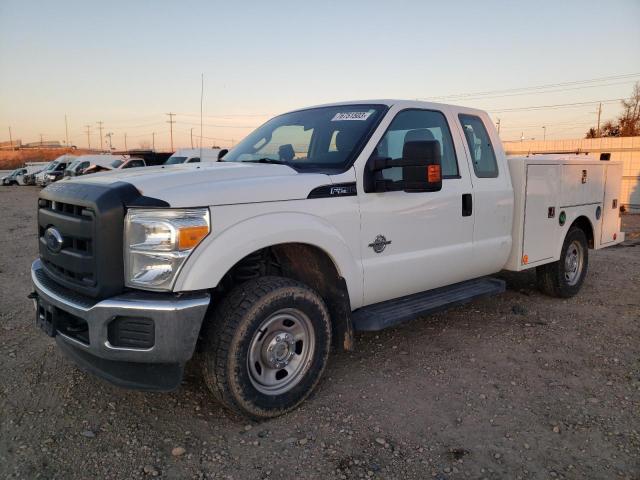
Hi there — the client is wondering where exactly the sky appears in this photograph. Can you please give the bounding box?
[1,0,639,150]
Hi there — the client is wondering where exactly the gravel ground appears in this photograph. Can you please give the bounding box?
[1,186,639,480]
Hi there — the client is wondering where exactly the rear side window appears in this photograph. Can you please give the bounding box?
[459,114,498,178]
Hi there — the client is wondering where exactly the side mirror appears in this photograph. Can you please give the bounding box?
[364,140,442,193]
[218,149,228,160]
[401,140,442,192]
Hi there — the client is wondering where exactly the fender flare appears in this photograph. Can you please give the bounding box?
[173,212,363,309]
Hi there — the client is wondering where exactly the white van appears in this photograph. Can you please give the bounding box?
[164,148,221,165]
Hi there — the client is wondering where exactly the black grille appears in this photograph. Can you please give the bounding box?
[37,181,142,299]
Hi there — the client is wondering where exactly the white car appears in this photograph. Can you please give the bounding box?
[2,168,27,186]
[31,100,624,419]
[164,148,222,165]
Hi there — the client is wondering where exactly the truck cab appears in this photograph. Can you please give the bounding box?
[30,100,624,419]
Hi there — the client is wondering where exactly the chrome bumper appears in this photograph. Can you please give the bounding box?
[31,258,210,366]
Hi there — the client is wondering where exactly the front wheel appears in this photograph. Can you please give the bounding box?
[536,227,589,298]
[201,276,331,419]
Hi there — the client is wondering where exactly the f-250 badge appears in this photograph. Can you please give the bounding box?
[369,235,391,253]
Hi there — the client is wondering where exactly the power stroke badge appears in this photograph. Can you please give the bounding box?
[368,235,391,254]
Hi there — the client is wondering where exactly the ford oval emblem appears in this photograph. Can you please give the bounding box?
[44,227,64,253]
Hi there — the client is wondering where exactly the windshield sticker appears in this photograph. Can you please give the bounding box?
[331,111,372,121]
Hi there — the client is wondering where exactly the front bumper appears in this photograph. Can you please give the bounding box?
[31,259,210,391]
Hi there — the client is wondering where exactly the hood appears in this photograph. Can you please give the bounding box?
[70,161,332,207]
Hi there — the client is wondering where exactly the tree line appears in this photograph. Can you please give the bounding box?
[586,82,640,138]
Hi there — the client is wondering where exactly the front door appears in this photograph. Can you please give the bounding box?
[359,107,475,306]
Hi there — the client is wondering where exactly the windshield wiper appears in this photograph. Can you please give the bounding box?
[244,158,290,166]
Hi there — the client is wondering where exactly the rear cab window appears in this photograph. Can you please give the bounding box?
[459,114,498,178]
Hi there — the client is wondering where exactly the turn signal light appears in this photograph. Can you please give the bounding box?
[178,225,209,250]
[427,164,441,183]
[522,254,529,265]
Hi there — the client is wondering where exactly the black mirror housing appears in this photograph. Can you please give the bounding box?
[364,140,442,193]
[218,149,228,160]
[401,140,442,192]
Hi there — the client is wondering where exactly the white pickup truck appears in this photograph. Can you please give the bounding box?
[30,100,624,419]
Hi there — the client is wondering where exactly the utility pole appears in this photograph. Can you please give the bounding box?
[520,132,524,143]
[97,121,104,151]
[105,132,113,150]
[152,132,155,151]
[40,134,44,146]
[496,118,501,135]
[542,126,546,141]
[190,128,194,148]
[85,125,91,149]
[166,112,175,151]
[596,102,602,137]
[124,133,128,152]
[8,126,13,149]
[65,115,69,147]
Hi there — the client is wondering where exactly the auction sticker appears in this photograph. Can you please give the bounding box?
[331,111,372,121]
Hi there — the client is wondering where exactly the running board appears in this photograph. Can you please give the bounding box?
[352,277,506,332]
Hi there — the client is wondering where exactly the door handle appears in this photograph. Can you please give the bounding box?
[462,194,472,217]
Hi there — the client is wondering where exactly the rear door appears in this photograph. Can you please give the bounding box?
[601,162,622,245]
[359,107,475,306]
[457,113,514,277]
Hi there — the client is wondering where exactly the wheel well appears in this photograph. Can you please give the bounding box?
[570,216,594,248]
[217,243,354,351]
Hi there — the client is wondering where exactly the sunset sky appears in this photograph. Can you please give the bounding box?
[1,0,639,150]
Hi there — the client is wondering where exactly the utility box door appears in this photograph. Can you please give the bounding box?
[600,162,622,245]
[523,164,561,265]
[560,164,604,207]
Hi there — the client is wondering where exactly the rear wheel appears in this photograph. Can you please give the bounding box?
[536,227,589,298]
[201,276,331,419]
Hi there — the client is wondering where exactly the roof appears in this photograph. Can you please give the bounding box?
[288,99,488,117]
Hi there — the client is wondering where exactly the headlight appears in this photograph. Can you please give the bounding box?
[124,208,210,290]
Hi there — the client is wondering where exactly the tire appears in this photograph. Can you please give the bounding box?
[536,227,589,298]
[201,276,332,419]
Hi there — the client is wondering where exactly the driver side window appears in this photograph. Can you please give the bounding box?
[375,110,459,183]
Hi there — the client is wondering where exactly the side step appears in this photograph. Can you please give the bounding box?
[352,277,506,332]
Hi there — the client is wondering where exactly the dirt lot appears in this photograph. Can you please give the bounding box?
[1,186,638,480]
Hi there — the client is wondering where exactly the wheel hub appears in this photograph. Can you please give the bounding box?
[263,331,295,369]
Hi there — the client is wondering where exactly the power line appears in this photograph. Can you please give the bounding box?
[84,125,91,149]
[488,98,623,113]
[96,121,104,152]
[166,112,176,151]
[424,73,640,101]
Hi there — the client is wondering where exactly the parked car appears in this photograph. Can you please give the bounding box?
[30,100,625,420]
[63,158,91,178]
[164,148,222,165]
[35,155,76,186]
[62,154,135,178]
[2,168,27,185]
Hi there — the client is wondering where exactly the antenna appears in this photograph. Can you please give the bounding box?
[200,73,204,160]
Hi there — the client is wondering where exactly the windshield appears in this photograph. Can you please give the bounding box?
[165,156,187,165]
[110,159,124,168]
[223,104,387,172]
[45,161,58,171]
